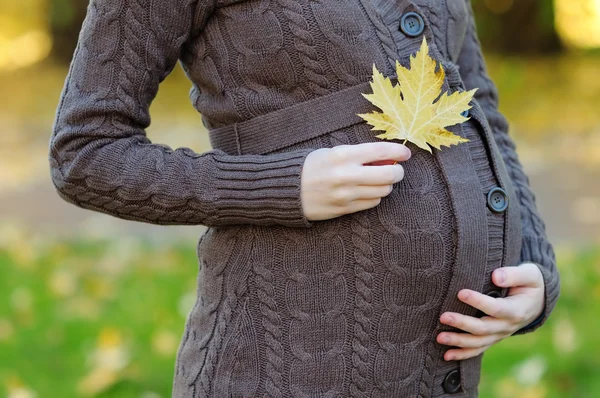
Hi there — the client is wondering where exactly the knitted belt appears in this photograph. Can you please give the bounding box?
[207,61,466,156]
[207,78,396,156]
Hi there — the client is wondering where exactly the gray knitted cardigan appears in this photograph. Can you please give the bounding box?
[49,0,560,396]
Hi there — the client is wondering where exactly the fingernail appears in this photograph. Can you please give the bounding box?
[497,270,506,285]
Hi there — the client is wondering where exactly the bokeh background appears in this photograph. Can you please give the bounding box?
[1,0,599,397]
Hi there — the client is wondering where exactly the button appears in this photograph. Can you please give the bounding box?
[461,109,469,118]
[443,369,462,394]
[475,290,502,317]
[399,12,425,37]
[487,187,509,213]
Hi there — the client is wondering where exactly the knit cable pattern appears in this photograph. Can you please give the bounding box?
[274,0,330,96]
[251,229,285,397]
[350,210,375,398]
[355,0,402,74]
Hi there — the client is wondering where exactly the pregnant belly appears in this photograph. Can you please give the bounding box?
[176,122,506,395]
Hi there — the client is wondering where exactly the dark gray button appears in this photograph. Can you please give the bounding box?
[399,12,425,37]
[443,369,462,394]
[487,187,509,213]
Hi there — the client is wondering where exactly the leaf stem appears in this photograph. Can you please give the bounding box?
[402,139,408,145]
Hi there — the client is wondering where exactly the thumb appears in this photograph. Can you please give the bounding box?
[492,263,544,288]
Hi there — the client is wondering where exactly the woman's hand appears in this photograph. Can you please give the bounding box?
[301,142,411,221]
[436,262,545,361]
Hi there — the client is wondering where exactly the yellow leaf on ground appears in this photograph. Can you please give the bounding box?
[358,37,477,153]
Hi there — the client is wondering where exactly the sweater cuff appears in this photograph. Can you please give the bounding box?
[512,237,560,335]
[204,148,315,228]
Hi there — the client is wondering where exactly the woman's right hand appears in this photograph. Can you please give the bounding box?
[300,142,411,221]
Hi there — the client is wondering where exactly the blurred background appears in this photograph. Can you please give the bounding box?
[1,0,599,397]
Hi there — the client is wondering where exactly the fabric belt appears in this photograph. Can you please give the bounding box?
[207,78,399,156]
[207,59,464,156]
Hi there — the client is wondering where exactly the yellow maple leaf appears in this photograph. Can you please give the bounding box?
[357,37,477,153]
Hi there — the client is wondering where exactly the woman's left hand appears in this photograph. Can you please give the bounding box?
[436,262,545,361]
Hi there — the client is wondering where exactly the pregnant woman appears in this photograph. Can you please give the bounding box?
[49,0,560,396]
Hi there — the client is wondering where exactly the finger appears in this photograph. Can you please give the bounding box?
[350,164,405,186]
[344,197,382,214]
[351,185,395,200]
[439,312,513,336]
[457,289,513,320]
[330,142,411,165]
[331,185,392,204]
[492,263,543,289]
[437,331,502,349]
[444,346,489,362]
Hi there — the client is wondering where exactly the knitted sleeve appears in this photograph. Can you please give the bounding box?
[48,0,315,228]
[456,1,560,334]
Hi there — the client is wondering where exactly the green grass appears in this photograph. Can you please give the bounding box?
[0,238,598,397]
[0,238,199,397]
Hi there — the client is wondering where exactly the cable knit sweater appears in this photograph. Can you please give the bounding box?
[49,0,560,396]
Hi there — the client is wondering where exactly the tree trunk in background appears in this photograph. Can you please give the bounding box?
[48,0,88,64]
[472,0,562,54]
